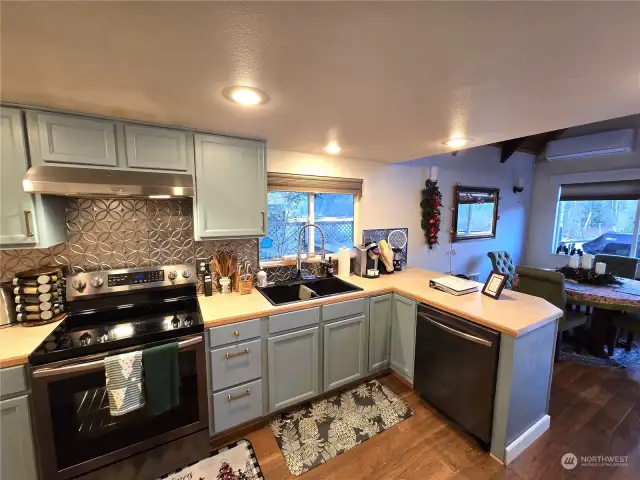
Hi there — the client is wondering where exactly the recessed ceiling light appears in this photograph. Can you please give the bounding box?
[325,143,341,155]
[222,86,270,106]
[442,138,473,148]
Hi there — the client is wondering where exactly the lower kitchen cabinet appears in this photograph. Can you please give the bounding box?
[267,326,319,412]
[0,395,38,480]
[368,294,392,372]
[390,295,417,383]
[323,315,366,391]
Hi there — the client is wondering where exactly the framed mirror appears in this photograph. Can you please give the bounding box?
[451,186,500,242]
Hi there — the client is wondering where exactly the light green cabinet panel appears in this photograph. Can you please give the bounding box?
[124,124,192,172]
[194,134,267,238]
[267,326,319,412]
[1,108,66,249]
[323,315,366,392]
[390,295,417,382]
[1,395,37,480]
[26,111,119,167]
[368,294,392,372]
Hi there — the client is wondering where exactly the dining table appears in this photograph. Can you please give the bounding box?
[564,278,640,357]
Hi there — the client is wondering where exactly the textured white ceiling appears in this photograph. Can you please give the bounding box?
[1,1,640,163]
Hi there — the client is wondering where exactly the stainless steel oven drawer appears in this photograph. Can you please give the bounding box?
[212,379,263,433]
[208,319,261,348]
[210,339,262,392]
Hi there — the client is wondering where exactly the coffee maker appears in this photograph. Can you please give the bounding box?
[354,244,380,278]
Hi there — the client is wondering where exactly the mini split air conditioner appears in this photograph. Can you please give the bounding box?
[545,128,636,161]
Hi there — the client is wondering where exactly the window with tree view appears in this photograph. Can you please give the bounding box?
[555,198,640,258]
[260,192,355,262]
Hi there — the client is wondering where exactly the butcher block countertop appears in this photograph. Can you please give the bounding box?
[0,268,563,368]
[0,320,62,368]
[198,268,563,337]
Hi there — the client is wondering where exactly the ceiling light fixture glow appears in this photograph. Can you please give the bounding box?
[442,138,473,148]
[325,143,341,155]
[222,86,269,106]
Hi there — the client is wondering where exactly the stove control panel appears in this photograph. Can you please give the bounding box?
[66,264,196,300]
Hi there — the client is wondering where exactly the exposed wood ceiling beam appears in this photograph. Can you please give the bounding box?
[493,128,567,163]
[500,137,528,163]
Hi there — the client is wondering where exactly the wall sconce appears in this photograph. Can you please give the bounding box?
[513,177,525,194]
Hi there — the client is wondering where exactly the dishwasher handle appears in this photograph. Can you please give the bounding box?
[417,312,493,347]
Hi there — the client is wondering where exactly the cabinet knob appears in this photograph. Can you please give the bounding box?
[233,330,240,336]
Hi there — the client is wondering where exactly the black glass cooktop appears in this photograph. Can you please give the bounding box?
[29,286,204,366]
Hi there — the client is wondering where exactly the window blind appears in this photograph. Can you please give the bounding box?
[267,172,363,195]
[560,180,640,201]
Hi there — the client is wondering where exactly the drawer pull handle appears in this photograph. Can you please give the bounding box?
[225,348,249,359]
[233,330,240,336]
[227,389,251,401]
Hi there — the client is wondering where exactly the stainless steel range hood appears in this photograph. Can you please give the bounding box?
[23,165,194,197]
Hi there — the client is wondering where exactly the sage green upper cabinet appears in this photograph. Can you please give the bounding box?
[0,107,66,249]
[124,124,192,172]
[194,134,267,239]
[369,294,392,372]
[26,111,119,167]
[390,295,417,383]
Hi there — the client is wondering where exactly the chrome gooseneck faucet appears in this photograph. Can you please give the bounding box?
[295,223,326,280]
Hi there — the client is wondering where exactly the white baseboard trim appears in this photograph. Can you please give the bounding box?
[504,415,550,464]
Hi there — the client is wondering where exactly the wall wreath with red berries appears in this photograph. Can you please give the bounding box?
[420,179,442,249]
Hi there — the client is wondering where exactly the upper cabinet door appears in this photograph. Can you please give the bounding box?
[124,124,191,172]
[0,108,38,246]
[27,111,119,167]
[194,134,267,238]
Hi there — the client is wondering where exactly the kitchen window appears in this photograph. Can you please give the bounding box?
[553,180,640,258]
[260,173,362,263]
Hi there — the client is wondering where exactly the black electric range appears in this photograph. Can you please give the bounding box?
[29,264,203,366]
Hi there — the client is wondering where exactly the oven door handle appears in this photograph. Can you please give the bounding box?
[33,336,202,378]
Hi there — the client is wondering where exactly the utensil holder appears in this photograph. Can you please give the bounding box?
[239,279,253,295]
[219,276,231,294]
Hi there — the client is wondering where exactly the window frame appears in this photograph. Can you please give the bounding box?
[552,196,640,257]
[260,190,359,266]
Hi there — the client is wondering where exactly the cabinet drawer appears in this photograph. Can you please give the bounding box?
[269,307,319,334]
[0,366,27,398]
[209,319,261,348]
[210,339,262,392]
[323,298,365,322]
[212,379,263,433]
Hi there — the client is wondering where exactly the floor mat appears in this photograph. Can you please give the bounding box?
[158,439,263,480]
[559,341,640,368]
[269,379,414,476]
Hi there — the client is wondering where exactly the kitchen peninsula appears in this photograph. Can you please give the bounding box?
[198,267,563,465]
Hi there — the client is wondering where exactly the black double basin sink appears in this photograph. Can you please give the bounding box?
[256,276,363,306]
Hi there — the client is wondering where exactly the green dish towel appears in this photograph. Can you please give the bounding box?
[142,342,180,416]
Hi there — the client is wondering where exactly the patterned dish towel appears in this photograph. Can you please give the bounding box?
[104,351,145,416]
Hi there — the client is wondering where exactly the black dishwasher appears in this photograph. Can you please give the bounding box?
[414,303,500,446]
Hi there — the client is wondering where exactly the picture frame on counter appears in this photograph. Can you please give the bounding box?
[482,271,508,300]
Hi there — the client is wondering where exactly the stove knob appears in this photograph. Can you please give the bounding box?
[171,316,180,328]
[72,279,87,292]
[97,332,109,343]
[168,270,178,281]
[78,332,91,346]
[90,277,104,288]
[182,270,192,279]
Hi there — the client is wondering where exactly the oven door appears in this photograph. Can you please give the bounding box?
[31,334,208,480]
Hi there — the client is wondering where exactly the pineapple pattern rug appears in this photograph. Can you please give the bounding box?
[270,379,414,476]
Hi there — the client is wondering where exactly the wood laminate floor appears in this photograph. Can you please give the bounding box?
[213,363,640,479]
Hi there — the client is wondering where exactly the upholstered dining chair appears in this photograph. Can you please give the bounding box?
[594,254,639,280]
[515,266,590,361]
[487,251,515,289]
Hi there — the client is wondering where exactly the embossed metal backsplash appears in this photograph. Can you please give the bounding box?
[0,198,258,283]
